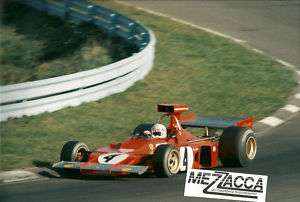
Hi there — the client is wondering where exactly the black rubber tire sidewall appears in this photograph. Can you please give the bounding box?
[219,127,256,167]
[60,141,89,162]
[238,130,256,166]
[153,144,180,177]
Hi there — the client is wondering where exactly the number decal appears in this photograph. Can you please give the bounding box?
[98,153,129,164]
[103,154,120,163]
[183,147,188,168]
[179,146,193,171]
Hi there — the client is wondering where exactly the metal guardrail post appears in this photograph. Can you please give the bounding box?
[63,0,70,20]
[87,4,95,23]
[110,13,117,35]
[128,22,136,40]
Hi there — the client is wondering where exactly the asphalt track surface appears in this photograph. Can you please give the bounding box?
[1,1,300,202]
[124,0,300,67]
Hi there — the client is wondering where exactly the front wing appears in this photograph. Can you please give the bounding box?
[53,161,148,175]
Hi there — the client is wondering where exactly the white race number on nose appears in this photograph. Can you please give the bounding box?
[98,153,129,164]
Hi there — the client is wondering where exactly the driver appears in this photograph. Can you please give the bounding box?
[142,130,151,137]
[150,123,167,138]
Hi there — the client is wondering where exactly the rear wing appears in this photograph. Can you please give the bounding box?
[157,104,189,114]
[181,116,253,129]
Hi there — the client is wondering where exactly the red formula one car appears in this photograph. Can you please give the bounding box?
[53,104,257,177]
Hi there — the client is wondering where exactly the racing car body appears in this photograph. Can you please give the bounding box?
[53,104,257,177]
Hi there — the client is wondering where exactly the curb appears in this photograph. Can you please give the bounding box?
[1,1,299,185]
[0,167,60,184]
[0,168,42,184]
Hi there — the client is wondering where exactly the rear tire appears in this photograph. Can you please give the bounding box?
[219,127,257,167]
[60,141,89,162]
[153,145,180,177]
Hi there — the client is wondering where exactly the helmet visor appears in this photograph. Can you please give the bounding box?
[153,131,161,136]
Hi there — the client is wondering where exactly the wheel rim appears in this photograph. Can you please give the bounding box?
[246,136,257,160]
[167,150,180,174]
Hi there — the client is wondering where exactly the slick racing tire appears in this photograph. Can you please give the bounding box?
[60,141,89,162]
[153,145,180,177]
[219,126,257,167]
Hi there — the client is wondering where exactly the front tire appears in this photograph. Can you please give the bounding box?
[60,141,89,162]
[153,145,180,177]
[219,127,257,167]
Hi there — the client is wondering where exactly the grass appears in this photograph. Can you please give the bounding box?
[0,1,137,85]
[0,0,297,170]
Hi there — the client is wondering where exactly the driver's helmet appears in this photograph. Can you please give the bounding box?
[151,124,167,138]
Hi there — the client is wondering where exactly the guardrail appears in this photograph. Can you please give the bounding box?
[0,0,156,121]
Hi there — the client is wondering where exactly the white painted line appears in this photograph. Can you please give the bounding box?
[295,94,300,99]
[0,170,40,183]
[117,1,247,44]
[276,59,295,69]
[259,117,284,127]
[252,48,264,54]
[281,104,300,113]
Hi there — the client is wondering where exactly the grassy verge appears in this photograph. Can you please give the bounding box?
[0,1,296,170]
[0,1,137,85]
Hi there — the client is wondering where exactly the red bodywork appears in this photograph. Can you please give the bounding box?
[54,104,253,176]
